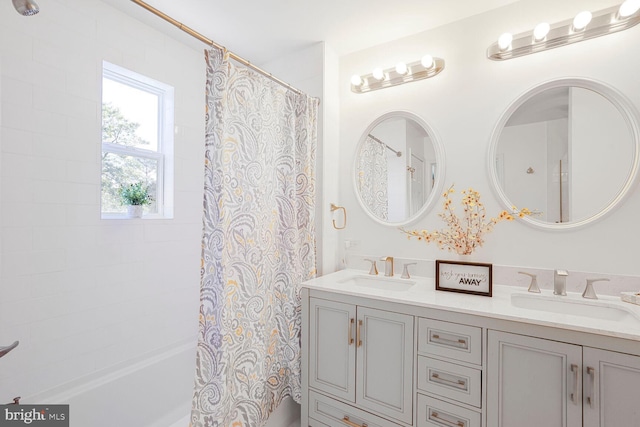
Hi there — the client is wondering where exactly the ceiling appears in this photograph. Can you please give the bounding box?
[102,0,521,64]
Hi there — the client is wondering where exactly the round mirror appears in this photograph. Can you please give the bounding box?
[353,111,445,226]
[489,78,640,230]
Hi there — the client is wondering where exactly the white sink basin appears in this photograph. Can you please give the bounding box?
[511,292,640,325]
[337,275,416,292]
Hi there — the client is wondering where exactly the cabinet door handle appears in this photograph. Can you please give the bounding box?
[586,366,596,408]
[570,364,579,404]
[343,415,367,427]
[431,333,468,349]
[356,320,363,347]
[431,372,467,390]
[348,318,354,345]
[429,411,465,427]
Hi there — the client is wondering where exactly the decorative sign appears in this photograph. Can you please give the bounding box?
[436,260,493,297]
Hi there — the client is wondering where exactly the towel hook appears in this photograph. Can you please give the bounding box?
[330,203,347,230]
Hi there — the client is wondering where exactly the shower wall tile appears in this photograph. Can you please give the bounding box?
[1,127,33,155]
[1,0,203,405]
[0,77,33,108]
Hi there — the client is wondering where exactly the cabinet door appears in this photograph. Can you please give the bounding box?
[356,307,414,424]
[583,347,640,427]
[309,298,356,402]
[488,330,582,427]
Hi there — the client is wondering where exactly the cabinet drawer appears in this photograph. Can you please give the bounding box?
[417,394,481,427]
[418,318,482,366]
[309,418,331,427]
[309,390,401,427]
[417,356,482,408]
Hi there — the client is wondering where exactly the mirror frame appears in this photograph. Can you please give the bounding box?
[488,77,640,230]
[353,111,446,227]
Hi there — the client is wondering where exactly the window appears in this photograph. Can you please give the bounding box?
[101,62,174,218]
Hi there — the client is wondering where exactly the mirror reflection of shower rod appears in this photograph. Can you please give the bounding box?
[368,134,402,157]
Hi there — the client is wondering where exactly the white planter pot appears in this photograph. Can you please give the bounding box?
[127,205,144,218]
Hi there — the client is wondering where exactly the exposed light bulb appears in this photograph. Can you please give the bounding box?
[395,62,408,75]
[533,22,550,41]
[372,68,384,81]
[619,0,640,17]
[498,33,513,50]
[421,55,434,69]
[350,74,363,86]
[573,11,592,30]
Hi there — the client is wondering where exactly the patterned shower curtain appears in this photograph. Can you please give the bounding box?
[357,135,389,219]
[191,47,319,427]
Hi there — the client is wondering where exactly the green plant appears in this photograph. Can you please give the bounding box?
[120,182,152,206]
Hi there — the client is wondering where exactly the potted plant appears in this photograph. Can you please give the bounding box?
[120,182,152,218]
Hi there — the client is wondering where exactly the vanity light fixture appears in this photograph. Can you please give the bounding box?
[395,62,408,75]
[350,55,445,94]
[572,11,593,31]
[487,1,640,60]
[533,23,550,41]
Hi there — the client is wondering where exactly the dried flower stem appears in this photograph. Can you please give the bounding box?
[400,184,535,255]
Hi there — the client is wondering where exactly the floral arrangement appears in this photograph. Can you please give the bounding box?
[401,184,534,255]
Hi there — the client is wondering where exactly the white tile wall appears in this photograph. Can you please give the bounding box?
[0,0,204,404]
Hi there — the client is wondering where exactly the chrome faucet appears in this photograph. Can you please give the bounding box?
[582,278,610,299]
[381,256,394,277]
[554,270,569,296]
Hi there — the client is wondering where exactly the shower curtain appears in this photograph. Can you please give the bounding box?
[191,48,319,427]
[357,135,389,219]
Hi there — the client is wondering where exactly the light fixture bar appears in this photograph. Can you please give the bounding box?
[351,58,445,94]
[487,4,640,60]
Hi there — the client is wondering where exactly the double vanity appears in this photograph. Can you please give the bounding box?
[300,268,640,427]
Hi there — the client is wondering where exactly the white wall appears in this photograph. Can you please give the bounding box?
[339,0,640,276]
[0,0,203,408]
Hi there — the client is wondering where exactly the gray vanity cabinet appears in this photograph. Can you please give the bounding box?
[309,299,356,402]
[487,330,583,427]
[488,330,640,427]
[582,347,640,427]
[308,298,414,425]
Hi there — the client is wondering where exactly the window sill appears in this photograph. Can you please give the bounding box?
[101,214,173,220]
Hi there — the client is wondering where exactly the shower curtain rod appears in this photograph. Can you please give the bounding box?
[368,134,402,157]
[130,0,304,96]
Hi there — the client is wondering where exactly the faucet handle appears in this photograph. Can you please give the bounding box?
[582,278,610,300]
[364,259,378,275]
[401,262,417,279]
[518,271,540,293]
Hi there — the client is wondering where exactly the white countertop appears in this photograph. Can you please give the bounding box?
[301,269,640,342]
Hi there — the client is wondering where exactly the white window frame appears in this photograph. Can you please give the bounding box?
[101,61,174,219]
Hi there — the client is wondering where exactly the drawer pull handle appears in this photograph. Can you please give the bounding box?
[431,333,468,349]
[357,320,363,347]
[430,411,465,427]
[343,415,367,427]
[431,372,467,389]
[348,318,354,345]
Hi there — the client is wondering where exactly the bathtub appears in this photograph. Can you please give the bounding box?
[26,340,196,427]
[24,339,300,427]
